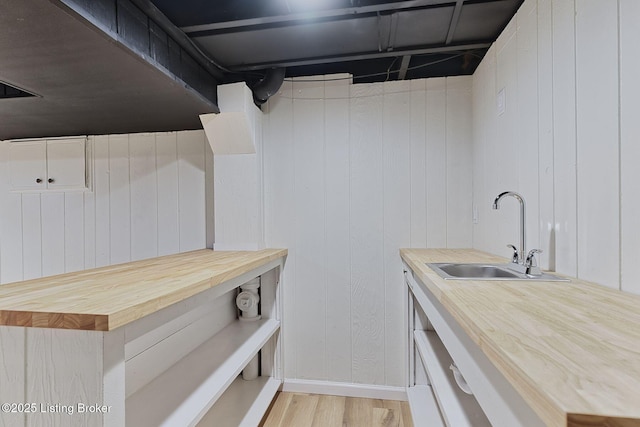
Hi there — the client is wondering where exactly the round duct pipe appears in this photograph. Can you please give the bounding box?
[251,68,286,107]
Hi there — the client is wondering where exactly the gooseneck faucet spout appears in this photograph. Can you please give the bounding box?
[492,191,526,264]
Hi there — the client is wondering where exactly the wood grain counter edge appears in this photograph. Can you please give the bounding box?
[0,249,287,331]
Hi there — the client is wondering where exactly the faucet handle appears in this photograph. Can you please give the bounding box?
[507,244,519,263]
[525,249,543,275]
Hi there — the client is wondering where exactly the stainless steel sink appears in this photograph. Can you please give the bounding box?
[427,263,569,281]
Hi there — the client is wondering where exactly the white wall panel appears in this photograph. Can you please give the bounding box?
[493,19,520,260]
[409,79,427,248]
[109,134,132,265]
[620,0,640,295]
[292,77,327,380]
[537,0,554,270]
[425,78,448,248]
[350,82,385,385]
[263,79,296,379]
[0,143,23,284]
[324,74,352,383]
[41,193,65,277]
[472,0,638,293]
[575,0,620,288]
[471,45,497,255]
[382,81,411,387]
[264,75,473,387]
[155,133,180,256]
[22,194,42,280]
[64,193,85,272]
[551,0,578,277]
[445,77,473,248]
[0,131,206,285]
[130,133,158,261]
[177,131,206,252]
[515,1,540,257]
[94,135,111,268]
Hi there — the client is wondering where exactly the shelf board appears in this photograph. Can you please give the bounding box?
[196,376,281,427]
[126,318,280,427]
[407,385,445,427]
[414,330,491,427]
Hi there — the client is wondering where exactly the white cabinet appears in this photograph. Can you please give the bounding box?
[403,265,545,427]
[125,261,284,427]
[8,138,87,191]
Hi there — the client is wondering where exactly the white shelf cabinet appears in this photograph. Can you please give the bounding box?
[0,252,285,427]
[127,319,280,427]
[404,264,545,427]
[123,261,284,427]
[197,376,281,427]
[8,138,87,191]
[413,330,491,427]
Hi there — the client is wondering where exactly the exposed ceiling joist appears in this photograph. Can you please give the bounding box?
[398,55,412,80]
[229,42,491,72]
[446,0,465,44]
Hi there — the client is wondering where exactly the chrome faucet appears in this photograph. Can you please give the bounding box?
[525,249,542,276]
[492,191,527,265]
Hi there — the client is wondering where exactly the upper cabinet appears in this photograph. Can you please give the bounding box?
[8,138,88,192]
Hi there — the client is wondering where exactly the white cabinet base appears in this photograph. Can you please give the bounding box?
[126,319,280,427]
[404,264,544,427]
[406,386,445,427]
[197,376,280,427]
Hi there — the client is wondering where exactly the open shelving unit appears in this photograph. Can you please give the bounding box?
[406,267,491,427]
[126,318,280,427]
[413,330,490,427]
[197,376,281,427]
[406,385,444,427]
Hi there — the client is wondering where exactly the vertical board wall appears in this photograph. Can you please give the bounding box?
[0,130,207,284]
[264,75,473,387]
[472,0,640,294]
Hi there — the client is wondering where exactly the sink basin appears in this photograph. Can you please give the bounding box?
[426,263,569,282]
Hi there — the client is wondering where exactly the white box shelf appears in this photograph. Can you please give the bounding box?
[196,376,281,427]
[126,318,280,427]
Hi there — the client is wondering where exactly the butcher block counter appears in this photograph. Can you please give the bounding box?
[0,248,287,331]
[401,248,640,427]
[0,248,287,427]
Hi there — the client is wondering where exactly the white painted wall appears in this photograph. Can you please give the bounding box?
[263,75,473,387]
[0,130,207,285]
[472,0,640,295]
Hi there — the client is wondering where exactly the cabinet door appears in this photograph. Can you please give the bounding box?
[8,141,47,190]
[46,139,86,190]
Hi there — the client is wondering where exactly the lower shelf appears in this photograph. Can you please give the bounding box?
[406,385,445,427]
[126,318,280,427]
[414,330,491,427]
[196,376,281,427]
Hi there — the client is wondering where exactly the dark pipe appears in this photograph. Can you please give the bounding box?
[252,68,286,107]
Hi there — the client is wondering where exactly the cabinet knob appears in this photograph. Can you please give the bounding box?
[36,178,42,183]
[48,178,54,183]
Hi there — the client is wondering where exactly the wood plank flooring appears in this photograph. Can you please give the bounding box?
[261,393,413,427]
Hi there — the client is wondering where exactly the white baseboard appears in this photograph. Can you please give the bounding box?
[282,379,407,401]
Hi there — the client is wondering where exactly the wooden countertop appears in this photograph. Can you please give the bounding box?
[400,248,640,427]
[0,249,287,331]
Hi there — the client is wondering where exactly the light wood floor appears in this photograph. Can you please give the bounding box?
[261,392,414,427]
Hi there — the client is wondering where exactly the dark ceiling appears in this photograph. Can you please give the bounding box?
[0,0,522,140]
[152,0,523,84]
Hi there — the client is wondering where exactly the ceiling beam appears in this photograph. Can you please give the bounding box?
[182,0,456,34]
[398,55,412,80]
[445,0,465,44]
[228,42,491,71]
